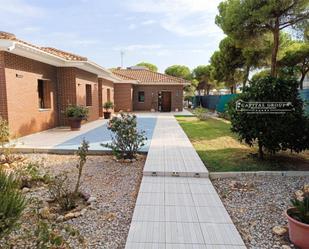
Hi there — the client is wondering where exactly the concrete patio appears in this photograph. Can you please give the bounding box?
[11,116,157,154]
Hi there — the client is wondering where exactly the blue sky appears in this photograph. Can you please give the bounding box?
[0,0,225,72]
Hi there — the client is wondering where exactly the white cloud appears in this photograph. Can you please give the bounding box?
[128,23,137,30]
[141,19,156,25]
[126,0,223,37]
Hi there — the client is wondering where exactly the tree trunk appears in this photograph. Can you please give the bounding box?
[230,86,234,94]
[258,140,264,160]
[271,18,280,77]
[206,85,210,95]
[243,65,250,89]
[299,73,305,90]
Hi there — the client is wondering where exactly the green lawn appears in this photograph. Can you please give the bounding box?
[176,116,309,172]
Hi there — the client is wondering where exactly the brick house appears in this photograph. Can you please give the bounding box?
[112,67,188,112]
[0,32,187,137]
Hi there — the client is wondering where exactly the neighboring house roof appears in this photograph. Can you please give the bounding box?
[112,68,189,85]
[0,31,120,81]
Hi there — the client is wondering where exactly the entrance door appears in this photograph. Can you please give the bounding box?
[161,91,171,112]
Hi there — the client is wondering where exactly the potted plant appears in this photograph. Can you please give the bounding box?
[103,101,114,119]
[65,105,89,131]
[286,185,309,248]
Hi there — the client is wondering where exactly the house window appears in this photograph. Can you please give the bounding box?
[86,84,92,106]
[38,79,51,109]
[107,88,111,102]
[138,91,145,102]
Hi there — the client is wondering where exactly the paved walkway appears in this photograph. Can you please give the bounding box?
[125,114,246,249]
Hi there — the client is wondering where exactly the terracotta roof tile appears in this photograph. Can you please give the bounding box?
[0,31,87,61]
[40,47,87,61]
[112,69,188,84]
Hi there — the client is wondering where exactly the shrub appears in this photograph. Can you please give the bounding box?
[228,76,309,159]
[74,139,89,195]
[289,185,309,224]
[102,113,146,159]
[0,169,26,239]
[65,105,89,119]
[218,111,230,120]
[16,161,51,188]
[103,101,114,112]
[48,173,76,211]
[194,107,208,120]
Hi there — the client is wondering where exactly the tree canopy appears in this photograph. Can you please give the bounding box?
[193,65,216,95]
[216,0,309,76]
[135,62,158,72]
[210,37,245,93]
[164,65,191,80]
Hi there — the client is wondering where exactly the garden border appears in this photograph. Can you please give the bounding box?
[210,171,309,179]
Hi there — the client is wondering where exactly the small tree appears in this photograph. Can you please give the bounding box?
[74,139,89,195]
[102,113,146,160]
[228,76,309,159]
[103,101,114,112]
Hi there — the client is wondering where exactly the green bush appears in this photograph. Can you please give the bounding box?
[102,113,147,159]
[228,76,309,159]
[0,169,26,239]
[194,107,208,120]
[103,101,114,112]
[65,105,89,119]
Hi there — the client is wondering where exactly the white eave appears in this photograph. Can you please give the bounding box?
[0,39,120,82]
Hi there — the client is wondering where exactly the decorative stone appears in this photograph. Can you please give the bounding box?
[22,187,30,193]
[56,215,64,222]
[39,207,51,219]
[81,208,87,216]
[0,154,6,162]
[64,212,75,221]
[2,163,10,168]
[87,196,97,204]
[272,225,288,236]
[73,212,82,218]
[80,191,91,201]
[282,245,291,249]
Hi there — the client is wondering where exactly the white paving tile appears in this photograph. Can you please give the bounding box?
[192,194,224,207]
[132,205,165,222]
[195,206,233,224]
[166,222,205,244]
[165,193,194,206]
[165,206,198,222]
[200,223,245,246]
[126,221,165,243]
[136,192,164,206]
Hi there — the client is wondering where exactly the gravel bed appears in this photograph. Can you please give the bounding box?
[212,175,309,249]
[7,154,144,249]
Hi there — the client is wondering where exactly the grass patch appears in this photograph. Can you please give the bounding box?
[176,116,309,172]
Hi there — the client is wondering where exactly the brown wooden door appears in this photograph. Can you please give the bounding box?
[161,91,171,112]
